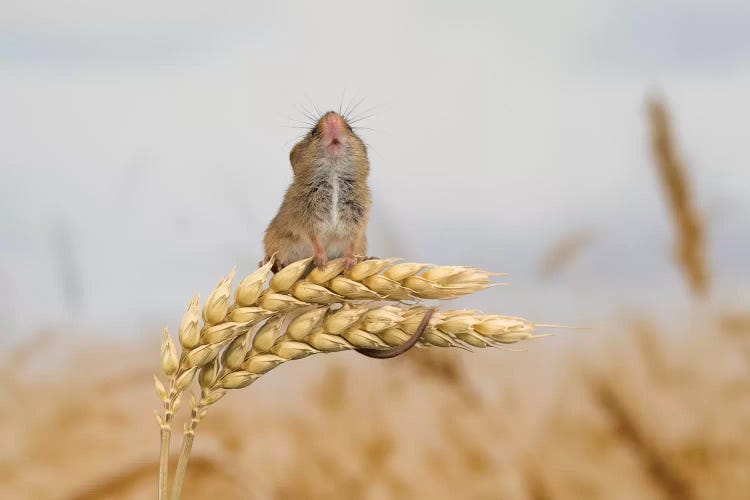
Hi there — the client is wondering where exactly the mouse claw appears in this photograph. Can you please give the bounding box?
[343,255,357,271]
[314,254,328,271]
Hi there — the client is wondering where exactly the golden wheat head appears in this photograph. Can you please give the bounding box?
[154,256,557,500]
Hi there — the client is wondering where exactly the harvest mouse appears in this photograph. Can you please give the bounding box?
[263,110,371,272]
[263,110,432,359]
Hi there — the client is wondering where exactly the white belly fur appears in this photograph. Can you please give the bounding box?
[321,167,351,257]
[330,169,340,229]
[319,160,350,258]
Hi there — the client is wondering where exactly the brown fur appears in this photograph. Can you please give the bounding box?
[264,111,371,271]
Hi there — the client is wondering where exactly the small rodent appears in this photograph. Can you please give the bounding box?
[263,110,429,359]
[263,110,371,272]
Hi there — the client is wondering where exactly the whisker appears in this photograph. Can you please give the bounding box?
[295,104,318,125]
[287,117,316,128]
[338,85,347,115]
[348,113,376,125]
[344,96,367,122]
[295,104,314,119]
[361,139,382,159]
[349,102,376,115]
[348,107,377,124]
[305,95,323,119]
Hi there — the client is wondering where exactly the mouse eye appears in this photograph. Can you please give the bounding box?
[311,126,319,137]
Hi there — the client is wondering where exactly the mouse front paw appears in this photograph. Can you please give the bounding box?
[310,237,329,270]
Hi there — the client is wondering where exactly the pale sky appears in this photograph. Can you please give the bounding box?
[1,0,749,339]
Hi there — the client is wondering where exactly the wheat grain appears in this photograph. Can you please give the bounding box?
[203,269,236,325]
[178,296,201,349]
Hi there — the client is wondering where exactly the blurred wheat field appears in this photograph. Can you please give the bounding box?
[5,0,750,497]
[2,311,749,499]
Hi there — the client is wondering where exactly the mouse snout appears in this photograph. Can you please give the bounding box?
[318,112,349,154]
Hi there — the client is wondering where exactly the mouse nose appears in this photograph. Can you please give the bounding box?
[322,112,344,131]
[319,112,347,146]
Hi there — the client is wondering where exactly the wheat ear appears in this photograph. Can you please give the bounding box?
[154,257,555,499]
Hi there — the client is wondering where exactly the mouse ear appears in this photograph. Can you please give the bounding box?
[289,143,301,175]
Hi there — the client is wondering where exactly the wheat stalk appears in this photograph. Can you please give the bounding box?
[647,96,709,296]
[154,256,555,499]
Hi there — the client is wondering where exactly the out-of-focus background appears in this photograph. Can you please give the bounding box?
[2,1,749,499]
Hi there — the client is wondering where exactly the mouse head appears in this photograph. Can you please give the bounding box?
[289,111,369,176]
